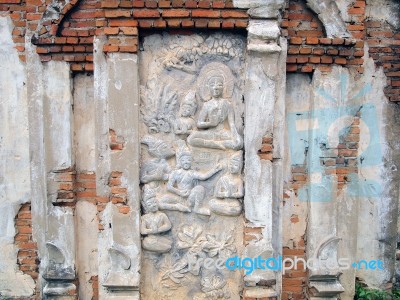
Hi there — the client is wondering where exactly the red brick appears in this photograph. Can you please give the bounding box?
[154,20,167,27]
[335,57,347,65]
[118,206,130,214]
[309,56,321,63]
[109,19,138,27]
[348,7,365,14]
[348,24,365,31]
[185,0,197,8]
[222,20,234,28]
[306,37,318,45]
[313,48,325,55]
[213,1,225,8]
[327,49,338,55]
[235,20,248,28]
[192,9,220,18]
[132,0,144,7]
[158,0,170,7]
[321,56,333,64]
[104,27,119,35]
[145,0,157,7]
[162,9,189,17]
[299,47,311,54]
[195,19,208,28]
[301,65,313,72]
[105,10,131,17]
[221,10,248,18]
[171,0,184,7]
[208,20,221,28]
[119,0,133,7]
[181,20,194,27]
[101,0,119,8]
[167,19,181,27]
[198,0,210,8]
[290,37,302,45]
[139,20,154,27]
[296,56,308,63]
[133,9,160,18]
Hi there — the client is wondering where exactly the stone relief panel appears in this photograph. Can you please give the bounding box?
[139,33,246,299]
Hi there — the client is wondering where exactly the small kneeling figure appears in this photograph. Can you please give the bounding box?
[140,188,172,253]
[210,151,243,216]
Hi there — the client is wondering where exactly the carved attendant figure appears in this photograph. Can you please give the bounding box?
[140,188,172,253]
[140,135,174,184]
[187,73,242,150]
[160,141,222,215]
[209,151,243,216]
[173,91,197,136]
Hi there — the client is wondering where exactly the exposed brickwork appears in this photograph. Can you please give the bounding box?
[26,0,248,71]
[282,239,307,300]
[1,0,398,298]
[14,203,39,296]
[259,136,274,161]
[366,20,400,102]
[283,0,364,74]
[109,128,125,150]
[285,113,361,298]
[2,0,398,103]
[90,275,99,300]
[109,171,130,214]
[284,0,400,102]
[321,113,360,191]
[54,169,76,205]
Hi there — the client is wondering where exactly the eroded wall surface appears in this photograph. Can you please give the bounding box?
[0,0,399,299]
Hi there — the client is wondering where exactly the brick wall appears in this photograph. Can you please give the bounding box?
[14,203,40,297]
[1,0,398,299]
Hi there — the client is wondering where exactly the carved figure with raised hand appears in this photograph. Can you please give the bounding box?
[173,90,197,136]
[140,188,172,253]
[210,151,243,216]
[188,64,242,150]
[160,141,222,215]
[140,135,174,184]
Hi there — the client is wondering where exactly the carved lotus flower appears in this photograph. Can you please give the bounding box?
[201,275,230,300]
[203,233,236,258]
[177,224,204,250]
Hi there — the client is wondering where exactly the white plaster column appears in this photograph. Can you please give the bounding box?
[0,15,35,297]
[236,0,287,297]
[94,37,141,300]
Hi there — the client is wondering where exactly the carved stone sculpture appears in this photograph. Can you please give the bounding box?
[173,90,197,136]
[140,188,172,253]
[159,141,222,215]
[139,33,245,299]
[188,63,243,150]
[140,135,174,184]
[210,151,243,216]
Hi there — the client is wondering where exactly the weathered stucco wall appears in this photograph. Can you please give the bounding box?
[0,0,399,299]
[0,15,35,298]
